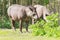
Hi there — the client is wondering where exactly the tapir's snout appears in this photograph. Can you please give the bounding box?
[32,15,38,19]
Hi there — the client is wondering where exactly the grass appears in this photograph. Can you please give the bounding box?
[0,29,60,40]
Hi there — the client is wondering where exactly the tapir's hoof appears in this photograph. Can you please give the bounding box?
[20,31,23,33]
[20,32,23,33]
[26,31,30,33]
[12,29,16,31]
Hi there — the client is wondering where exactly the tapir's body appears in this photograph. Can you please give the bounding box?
[7,4,36,32]
[8,5,25,20]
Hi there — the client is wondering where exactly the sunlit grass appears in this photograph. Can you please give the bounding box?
[0,29,60,40]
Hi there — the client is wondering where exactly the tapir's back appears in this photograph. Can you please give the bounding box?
[7,4,25,20]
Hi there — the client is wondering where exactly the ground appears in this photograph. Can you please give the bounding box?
[0,29,60,40]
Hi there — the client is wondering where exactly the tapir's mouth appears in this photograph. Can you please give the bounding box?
[33,15,38,19]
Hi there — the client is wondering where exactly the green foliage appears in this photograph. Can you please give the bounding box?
[34,0,49,5]
[0,16,11,29]
[0,16,19,29]
[44,0,49,5]
[29,13,60,37]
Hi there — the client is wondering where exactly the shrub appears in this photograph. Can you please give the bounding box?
[0,16,11,29]
[29,13,60,37]
[0,16,19,29]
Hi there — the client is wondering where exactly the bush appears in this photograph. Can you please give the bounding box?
[0,16,11,29]
[29,13,60,37]
[0,16,19,29]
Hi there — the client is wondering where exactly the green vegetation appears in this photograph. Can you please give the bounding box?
[0,16,19,29]
[0,16,11,29]
[29,13,60,37]
[0,0,59,39]
[34,0,49,5]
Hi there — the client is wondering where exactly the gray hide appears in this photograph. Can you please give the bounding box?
[33,5,50,22]
[7,4,36,32]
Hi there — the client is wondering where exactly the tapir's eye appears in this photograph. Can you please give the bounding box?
[33,14,36,16]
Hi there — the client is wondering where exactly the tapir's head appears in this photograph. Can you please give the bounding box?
[28,6,39,19]
[25,6,37,18]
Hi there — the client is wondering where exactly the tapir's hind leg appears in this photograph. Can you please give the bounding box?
[11,19,16,31]
[25,20,29,32]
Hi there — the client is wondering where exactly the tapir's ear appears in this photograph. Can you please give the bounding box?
[34,7,36,12]
[29,6,36,12]
[29,7,33,11]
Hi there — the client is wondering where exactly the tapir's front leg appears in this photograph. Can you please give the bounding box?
[32,18,34,24]
[19,20,23,33]
[43,13,48,22]
[26,21,29,32]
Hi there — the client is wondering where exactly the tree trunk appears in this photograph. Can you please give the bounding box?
[2,0,6,15]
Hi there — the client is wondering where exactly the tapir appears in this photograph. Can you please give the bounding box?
[7,4,36,32]
[33,5,50,22]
